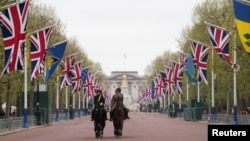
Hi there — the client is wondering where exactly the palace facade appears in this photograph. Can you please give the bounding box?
[105,71,147,105]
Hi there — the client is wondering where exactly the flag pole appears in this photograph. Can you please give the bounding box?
[186,80,189,101]
[197,82,200,103]
[205,21,216,122]
[172,94,175,117]
[86,95,89,115]
[177,58,182,118]
[73,93,75,119]
[36,78,41,125]
[55,70,59,122]
[82,90,85,116]
[233,26,238,125]
[23,36,28,128]
[78,92,81,117]
[211,44,216,123]
[65,87,69,120]
[28,25,54,35]
[0,0,24,10]
[178,93,181,117]
[189,38,210,48]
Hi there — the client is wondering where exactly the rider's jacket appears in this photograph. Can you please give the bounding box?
[94,94,105,108]
[111,92,123,110]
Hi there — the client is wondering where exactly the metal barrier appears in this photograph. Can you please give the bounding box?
[0,108,91,135]
[1,112,250,135]
[202,114,250,125]
[0,116,37,134]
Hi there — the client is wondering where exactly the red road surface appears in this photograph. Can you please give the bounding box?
[0,112,207,141]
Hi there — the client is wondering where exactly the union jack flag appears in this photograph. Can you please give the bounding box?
[83,72,94,100]
[206,22,233,67]
[156,73,166,98]
[179,51,189,71]
[71,61,83,94]
[190,39,210,84]
[139,87,149,103]
[103,90,111,106]
[60,53,77,89]
[0,0,30,75]
[171,61,184,94]
[30,26,54,80]
[164,66,175,95]
[143,85,151,101]
[140,88,146,102]
[91,74,97,96]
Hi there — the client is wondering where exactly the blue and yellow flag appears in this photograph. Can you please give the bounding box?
[151,80,155,99]
[233,0,250,53]
[45,40,67,82]
[81,67,89,85]
[186,55,197,86]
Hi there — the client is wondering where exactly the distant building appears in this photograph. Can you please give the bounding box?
[105,71,147,106]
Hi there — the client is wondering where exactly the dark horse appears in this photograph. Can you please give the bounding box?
[93,104,106,139]
[113,101,126,137]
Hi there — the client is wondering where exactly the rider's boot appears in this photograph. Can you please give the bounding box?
[109,110,113,121]
[104,110,108,120]
[91,109,94,121]
[124,108,130,119]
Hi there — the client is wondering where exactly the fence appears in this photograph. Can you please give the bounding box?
[2,109,250,135]
[0,108,90,135]
[0,116,37,134]
[202,114,250,125]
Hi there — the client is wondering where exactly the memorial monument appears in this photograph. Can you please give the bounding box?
[121,73,132,107]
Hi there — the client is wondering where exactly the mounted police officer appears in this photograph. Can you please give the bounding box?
[91,89,108,121]
[109,87,130,121]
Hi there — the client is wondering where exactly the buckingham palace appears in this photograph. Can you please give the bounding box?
[105,71,147,110]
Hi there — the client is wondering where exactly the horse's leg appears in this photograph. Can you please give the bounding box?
[95,123,99,138]
[120,121,123,136]
[113,121,118,136]
[100,121,104,138]
[118,121,122,136]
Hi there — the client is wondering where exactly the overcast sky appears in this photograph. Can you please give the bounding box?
[38,0,203,75]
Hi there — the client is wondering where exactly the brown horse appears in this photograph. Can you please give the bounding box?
[113,100,125,137]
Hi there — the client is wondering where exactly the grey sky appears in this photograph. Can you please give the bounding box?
[38,0,203,75]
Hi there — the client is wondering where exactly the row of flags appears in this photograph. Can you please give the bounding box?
[0,0,111,103]
[138,0,248,103]
[1,0,249,105]
[0,0,67,82]
[59,52,110,103]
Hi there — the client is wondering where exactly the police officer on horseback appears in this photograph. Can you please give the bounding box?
[109,88,130,121]
[91,89,108,121]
